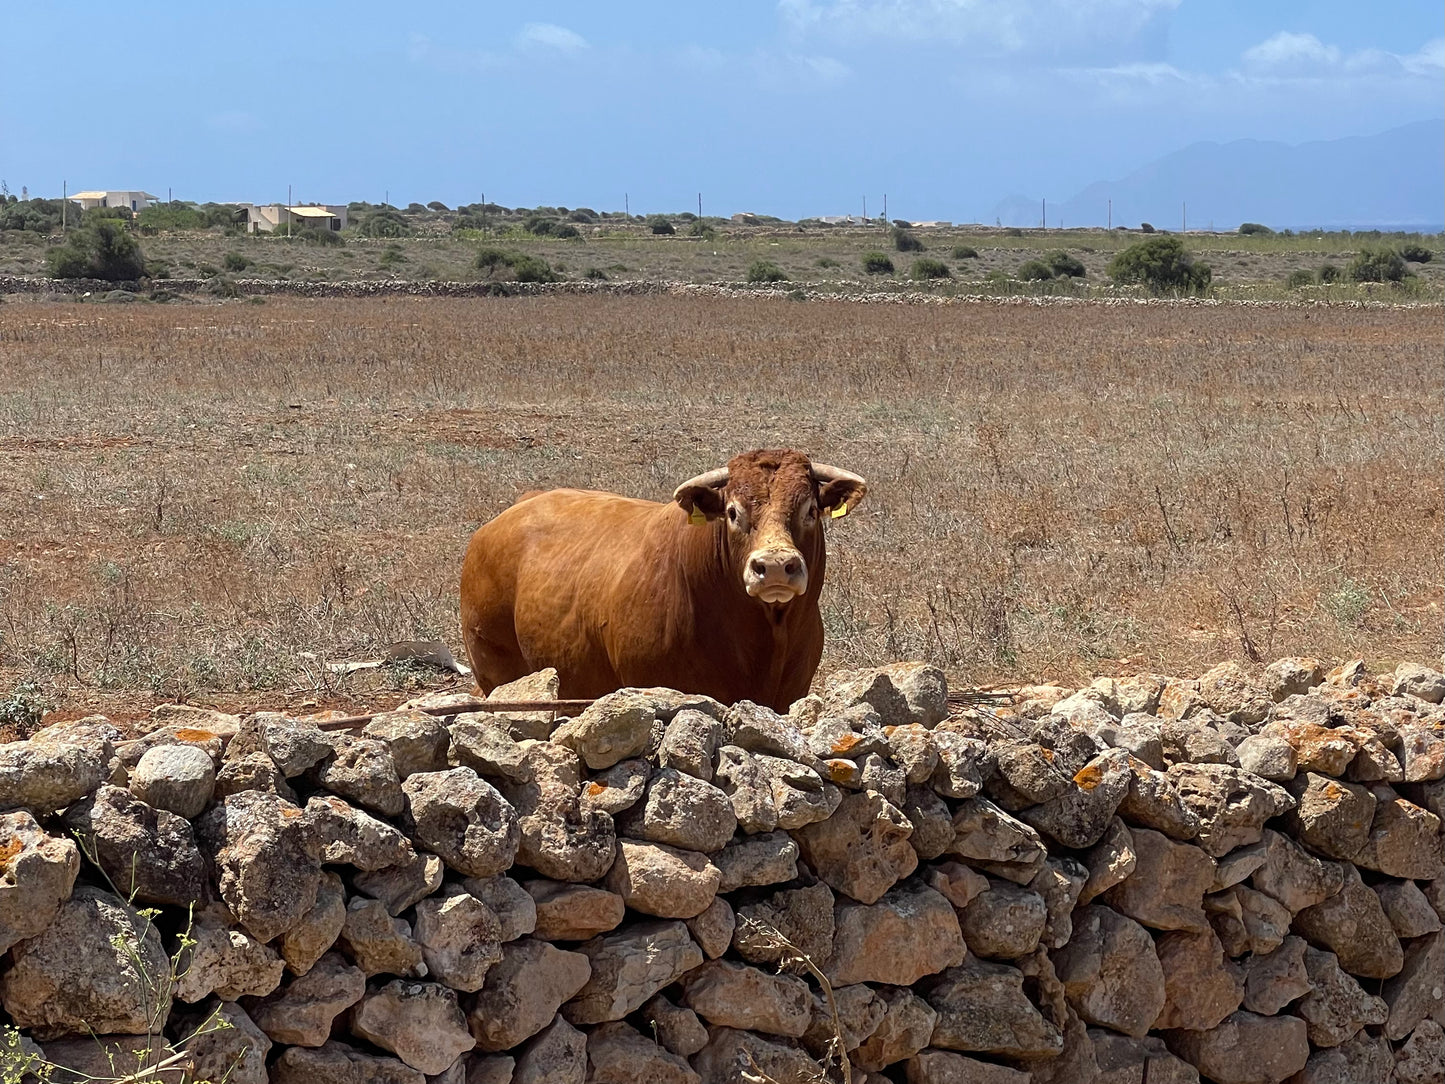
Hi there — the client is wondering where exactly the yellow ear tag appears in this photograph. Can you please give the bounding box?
[688,508,706,526]
[830,503,849,519]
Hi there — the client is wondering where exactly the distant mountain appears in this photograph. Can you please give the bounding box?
[991,120,1444,232]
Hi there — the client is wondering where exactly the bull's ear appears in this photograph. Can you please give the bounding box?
[673,467,730,522]
[817,475,866,518]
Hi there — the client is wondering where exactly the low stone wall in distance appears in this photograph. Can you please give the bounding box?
[0,657,1441,1084]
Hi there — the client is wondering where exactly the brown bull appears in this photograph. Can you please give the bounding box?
[459,449,867,711]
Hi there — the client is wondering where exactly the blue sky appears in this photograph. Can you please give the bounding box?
[2,1,1440,221]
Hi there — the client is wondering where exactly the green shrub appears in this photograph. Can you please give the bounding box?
[1317,262,1340,284]
[511,255,558,283]
[1107,235,1211,294]
[746,259,788,283]
[297,226,342,246]
[649,217,675,235]
[427,200,449,212]
[357,210,410,238]
[206,274,240,298]
[379,246,407,269]
[688,222,716,239]
[1139,222,1155,233]
[1005,228,1023,237]
[891,226,924,252]
[475,247,514,272]
[0,197,68,233]
[584,267,609,280]
[473,247,558,283]
[1399,243,1433,263]
[952,245,979,259]
[1285,268,1313,288]
[553,223,581,240]
[1347,246,1406,283]
[1046,251,1086,278]
[135,203,208,231]
[911,258,950,280]
[569,208,598,223]
[222,252,250,272]
[46,219,147,281]
[1238,222,1273,236]
[815,256,839,269]
[1017,259,1054,281]
[861,252,894,275]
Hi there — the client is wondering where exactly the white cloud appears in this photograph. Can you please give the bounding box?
[1241,31,1445,82]
[779,0,1179,62]
[1242,32,1339,75]
[515,23,589,54]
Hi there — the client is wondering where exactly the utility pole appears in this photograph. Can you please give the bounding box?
[1182,202,1186,233]
[62,180,67,235]
[1108,199,1111,230]
[625,192,629,218]
[288,184,292,238]
[862,196,867,222]
[883,193,887,222]
[1041,198,1046,229]
[698,192,702,219]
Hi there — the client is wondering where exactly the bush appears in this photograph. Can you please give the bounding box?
[0,197,69,233]
[222,252,250,272]
[815,256,839,269]
[357,210,410,238]
[952,245,979,259]
[746,259,788,283]
[511,255,558,283]
[1017,259,1054,281]
[523,215,561,236]
[136,203,208,231]
[552,223,581,240]
[1317,262,1340,284]
[206,274,240,298]
[427,201,449,212]
[473,247,558,283]
[1107,235,1211,294]
[1347,246,1406,283]
[649,218,675,235]
[1046,251,1086,278]
[911,258,951,280]
[1139,222,1156,233]
[861,252,894,275]
[1399,243,1433,263]
[1285,268,1313,288]
[296,226,342,246]
[584,267,609,280]
[46,219,147,281]
[891,226,924,252]
[1238,222,1273,236]
[475,247,512,272]
[569,208,598,223]
[688,222,716,240]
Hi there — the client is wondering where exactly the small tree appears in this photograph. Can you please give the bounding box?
[910,258,950,280]
[952,245,979,259]
[861,252,894,275]
[1238,222,1273,236]
[746,260,788,283]
[1107,235,1211,294]
[649,217,675,235]
[891,226,924,252]
[1285,268,1313,288]
[46,219,147,281]
[358,210,410,238]
[1346,246,1406,283]
[1317,263,1340,284]
[1046,251,1085,278]
[1398,243,1433,263]
[1017,259,1054,281]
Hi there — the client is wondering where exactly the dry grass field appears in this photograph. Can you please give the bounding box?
[0,293,1440,725]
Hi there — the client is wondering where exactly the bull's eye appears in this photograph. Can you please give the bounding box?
[727,506,739,524]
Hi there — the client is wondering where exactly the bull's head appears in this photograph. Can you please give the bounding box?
[672,449,867,606]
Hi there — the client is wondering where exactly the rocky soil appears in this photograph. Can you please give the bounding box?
[1,657,1442,1084]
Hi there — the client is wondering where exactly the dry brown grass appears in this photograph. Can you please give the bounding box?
[0,294,1440,722]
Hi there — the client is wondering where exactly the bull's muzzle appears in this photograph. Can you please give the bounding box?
[744,548,808,604]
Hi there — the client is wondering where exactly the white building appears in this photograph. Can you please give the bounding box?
[244,203,349,234]
[68,190,159,214]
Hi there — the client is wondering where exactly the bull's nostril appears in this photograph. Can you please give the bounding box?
[784,558,801,577]
[750,558,768,577]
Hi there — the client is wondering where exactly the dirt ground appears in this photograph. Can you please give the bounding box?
[0,293,1440,730]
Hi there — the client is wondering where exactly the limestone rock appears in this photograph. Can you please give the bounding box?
[713,830,799,891]
[1235,734,1298,782]
[725,700,813,763]
[1240,935,1312,1015]
[1101,827,1215,932]
[691,1027,823,1084]
[792,789,916,904]
[1051,904,1167,1038]
[1394,662,1445,703]
[1351,786,1444,880]
[305,794,413,870]
[1292,865,1403,979]
[195,790,322,943]
[603,839,720,919]
[930,730,988,798]
[1284,773,1375,860]
[1290,1031,1394,1084]
[714,744,779,832]
[1163,1011,1308,1084]
[1376,879,1443,938]
[927,956,1064,1059]
[174,1000,271,1084]
[413,886,503,991]
[525,879,625,941]
[1394,1019,1445,1084]
[1079,817,1136,904]
[349,979,476,1075]
[958,878,1047,959]
[280,869,347,976]
[1211,840,1268,892]
[0,885,171,1040]
[641,994,710,1057]
[487,666,563,739]
[512,1013,587,1084]
[1248,829,1344,913]
[551,690,657,769]
[824,662,948,727]
[1153,929,1244,1031]
[0,810,79,954]
[946,797,1048,884]
[586,1020,701,1084]
[852,987,937,1071]
[1019,748,1133,850]
[501,742,617,882]
[354,850,445,915]
[129,743,215,818]
[680,958,812,1037]
[733,882,834,971]
[1088,1031,1200,1084]
[467,937,592,1050]
[905,1050,1032,1084]
[175,914,285,1002]
[685,895,736,959]
[1167,762,1294,857]
[1197,661,1272,725]
[64,785,206,911]
[310,733,405,816]
[462,873,538,941]
[584,758,651,814]
[1161,717,1240,767]
[400,767,520,878]
[1264,657,1324,701]
[39,1035,192,1084]
[1382,930,1444,1041]
[1296,946,1388,1048]
[616,767,736,852]
[828,883,967,986]
[657,708,723,781]
[245,951,366,1046]
[449,712,533,782]
[269,1039,425,1084]
[0,737,107,813]
[359,708,449,777]
[801,982,886,1055]
[340,896,425,978]
[563,920,703,1025]
[923,860,991,909]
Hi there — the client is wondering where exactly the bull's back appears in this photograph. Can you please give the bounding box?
[459,489,671,694]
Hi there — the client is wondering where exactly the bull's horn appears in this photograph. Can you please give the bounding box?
[672,466,729,502]
[809,462,866,487]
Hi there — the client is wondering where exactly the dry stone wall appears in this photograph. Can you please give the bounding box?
[1,657,1442,1084]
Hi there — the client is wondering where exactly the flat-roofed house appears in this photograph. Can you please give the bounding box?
[69,190,159,214]
[245,203,349,234]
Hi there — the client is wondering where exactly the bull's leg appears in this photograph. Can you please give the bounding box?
[460,610,529,695]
